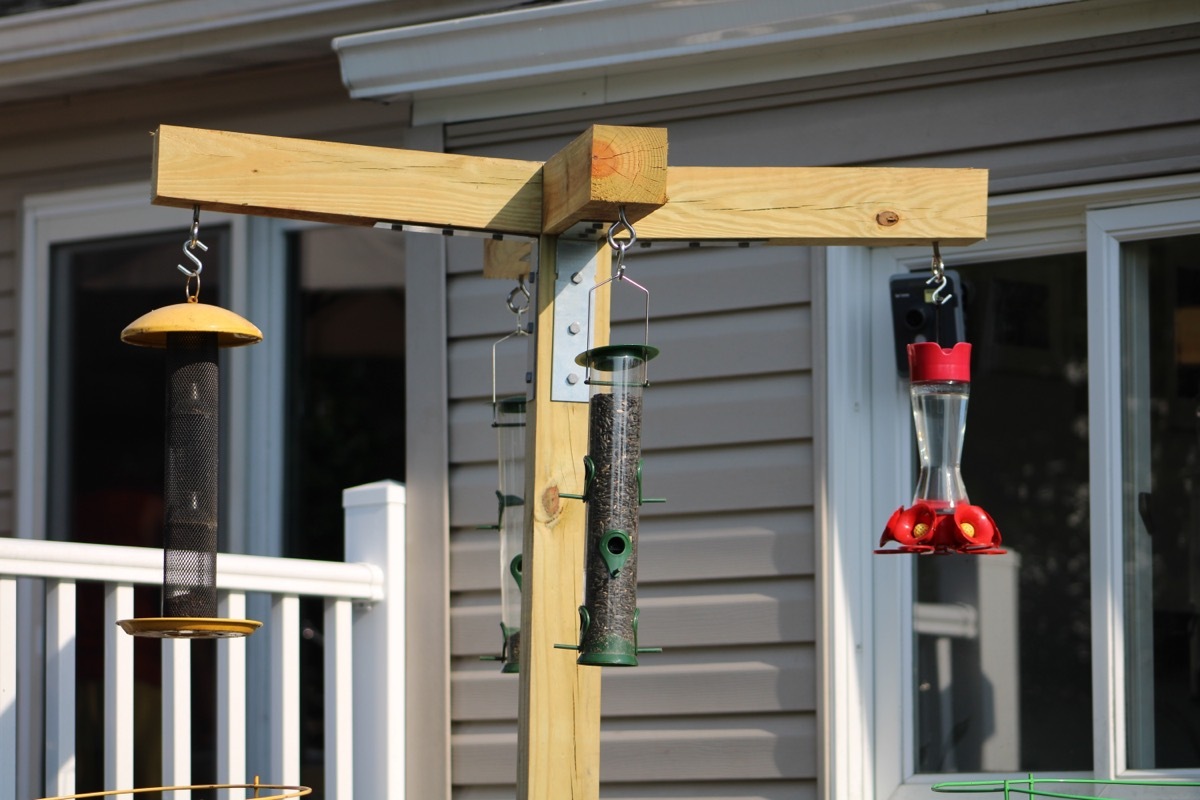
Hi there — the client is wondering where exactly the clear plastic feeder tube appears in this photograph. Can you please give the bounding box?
[909,342,971,510]
[495,395,526,673]
[575,344,657,666]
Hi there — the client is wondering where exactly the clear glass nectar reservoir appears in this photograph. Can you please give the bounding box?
[495,395,526,673]
[911,380,970,508]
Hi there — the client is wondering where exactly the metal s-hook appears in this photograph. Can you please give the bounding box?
[927,241,951,306]
[178,206,207,301]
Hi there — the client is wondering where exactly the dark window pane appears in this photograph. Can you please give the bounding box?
[915,253,1092,772]
[1123,234,1200,769]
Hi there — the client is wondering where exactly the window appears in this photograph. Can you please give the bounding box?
[21,186,408,796]
[821,184,1200,799]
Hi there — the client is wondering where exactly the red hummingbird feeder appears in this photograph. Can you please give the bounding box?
[876,341,1004,555]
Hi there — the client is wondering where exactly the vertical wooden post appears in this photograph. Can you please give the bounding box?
[517,236,611,800]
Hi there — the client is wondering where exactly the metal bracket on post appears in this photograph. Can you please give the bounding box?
[551,236,600,402]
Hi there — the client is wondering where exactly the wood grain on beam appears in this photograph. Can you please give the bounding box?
[635,166,987,245]
[152,125,544,234]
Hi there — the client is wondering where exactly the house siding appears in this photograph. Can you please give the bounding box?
[442,20,1200,800]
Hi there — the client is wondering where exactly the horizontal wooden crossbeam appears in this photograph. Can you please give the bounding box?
[153,125,987,244]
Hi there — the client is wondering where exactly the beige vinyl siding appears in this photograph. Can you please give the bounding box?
[0,55,403,542]
[445,164,817,798]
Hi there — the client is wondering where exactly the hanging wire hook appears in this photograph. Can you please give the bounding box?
[491,276,532,424]
[585,206,652,384]
[927,241,951,306]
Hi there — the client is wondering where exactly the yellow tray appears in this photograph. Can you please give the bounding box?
[117,617,262,639]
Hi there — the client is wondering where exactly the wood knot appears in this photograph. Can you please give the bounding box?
[876,210,900,227]
[542,485,561,518]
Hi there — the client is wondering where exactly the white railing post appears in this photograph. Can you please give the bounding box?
[269,594,300,786]
[217,590,248,800]
[163,639,191,800]
[104,583,135,791]
[342,480,406,800]
[1,577,16,800]
[45,579,76,798]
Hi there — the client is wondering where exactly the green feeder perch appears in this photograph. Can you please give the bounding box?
[480,280,530,673]
[557,209,663,667]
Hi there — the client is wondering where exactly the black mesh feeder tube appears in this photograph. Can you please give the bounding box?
[559,344,663,667]
[117,299,263,639]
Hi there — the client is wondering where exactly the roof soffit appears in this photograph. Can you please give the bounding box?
[0,0,510,103]
[331,0,1200,124]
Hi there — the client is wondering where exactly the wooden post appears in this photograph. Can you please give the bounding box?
[517,236,610,800]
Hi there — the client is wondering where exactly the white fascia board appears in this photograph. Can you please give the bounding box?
[332,0,1197,124]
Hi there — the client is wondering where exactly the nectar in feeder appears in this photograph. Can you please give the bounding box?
[877,342,1004,555]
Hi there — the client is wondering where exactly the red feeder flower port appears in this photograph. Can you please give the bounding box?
[876,342,1004,555]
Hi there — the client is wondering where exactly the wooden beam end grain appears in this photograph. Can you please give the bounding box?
[542,125,669,234]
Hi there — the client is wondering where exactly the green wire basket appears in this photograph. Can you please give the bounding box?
[932,775,1200,799]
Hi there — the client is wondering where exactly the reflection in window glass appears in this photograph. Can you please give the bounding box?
[915,254,1092,773]
[1122,234,1200,769]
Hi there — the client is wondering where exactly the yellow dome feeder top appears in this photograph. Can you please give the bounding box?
[121,300,263,348]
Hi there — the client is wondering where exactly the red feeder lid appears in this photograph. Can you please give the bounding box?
[909,342,971,383]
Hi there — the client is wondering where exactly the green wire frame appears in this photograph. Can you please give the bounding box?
[932,775,1200,799]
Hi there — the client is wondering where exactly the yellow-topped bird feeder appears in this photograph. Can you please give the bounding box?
[117,208,262,639]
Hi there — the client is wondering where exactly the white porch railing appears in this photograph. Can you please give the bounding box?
[0,480,406,800]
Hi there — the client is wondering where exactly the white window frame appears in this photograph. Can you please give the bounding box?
[819,174,1200,800]
[18,183,267,550]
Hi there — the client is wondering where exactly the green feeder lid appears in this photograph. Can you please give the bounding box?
[574,344,660,370]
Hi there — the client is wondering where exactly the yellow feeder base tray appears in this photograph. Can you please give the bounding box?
[117,617,262,639]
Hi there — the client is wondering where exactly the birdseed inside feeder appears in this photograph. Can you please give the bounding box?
[570,344,664,666]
